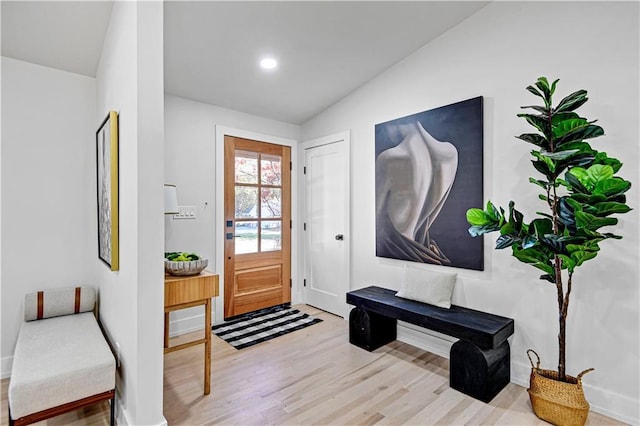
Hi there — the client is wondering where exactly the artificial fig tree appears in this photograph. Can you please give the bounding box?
[466,77,632,382]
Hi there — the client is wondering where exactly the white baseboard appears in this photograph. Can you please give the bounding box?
[168,311,206,337]
[398,324,639,425]
[397,321,455,358]
[117,398,131,426]
[116,395,167,426]
[1,355,12,379]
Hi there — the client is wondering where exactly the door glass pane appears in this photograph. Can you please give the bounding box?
[260,188,281,218]
[261,154,282,186]
[261,221,282,252]
[235,186,258,218]
[235,150,258,184]
[235,221,258,254]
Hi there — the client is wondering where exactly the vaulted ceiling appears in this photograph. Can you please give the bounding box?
[2,1,489,124]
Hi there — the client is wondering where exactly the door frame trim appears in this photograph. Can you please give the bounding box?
[215,126,298,324]
[300,130,351,318]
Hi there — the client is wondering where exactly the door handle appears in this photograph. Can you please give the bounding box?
[335,234,344,241]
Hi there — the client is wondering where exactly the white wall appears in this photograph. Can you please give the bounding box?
[0,57,96,377]
[302,2,639,424]
[95,2,165,425]
[164,94,300,332]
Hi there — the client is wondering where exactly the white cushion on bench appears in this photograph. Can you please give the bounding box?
[8,312,116,419]
[396,268,457,309]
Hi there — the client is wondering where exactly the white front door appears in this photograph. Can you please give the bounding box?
[303,132,350,317]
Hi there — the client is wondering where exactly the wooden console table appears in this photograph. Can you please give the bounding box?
[164,270,219,395]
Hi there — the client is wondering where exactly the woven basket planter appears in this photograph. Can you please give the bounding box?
[527,350,594,426]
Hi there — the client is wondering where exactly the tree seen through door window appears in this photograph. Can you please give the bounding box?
[235,151,283,254]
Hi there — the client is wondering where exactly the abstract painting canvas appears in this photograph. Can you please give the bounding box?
[375,97,483,271]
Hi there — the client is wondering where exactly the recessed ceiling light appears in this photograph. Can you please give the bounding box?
[260,58,278,70]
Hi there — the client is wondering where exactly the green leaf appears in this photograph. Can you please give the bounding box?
[601,232,623,240]
[529,177,549,189]
[500,221,516,236]
[516,133,549,149]
[552,118,589,139]
[593,152,622,173]
[566,244,583,254]
[512,247,554,275]
[518,113,549,134]
[572,193,609,204]
[571,250,598,267]
[496,234,516,249]
[555,89,588,113]
[540,274,556,283]
[575,211,618,231]
[526,84,545,100]
[568,166,602,191]
[535,77,552,100]
[556,235,586,244]
[552,111,580,125]
[558,254,576,272]
[556,124,604,146]
[540,234,566,253]
[522,235,537,249]
[486,200,501,221]
[560,141,595,153]
[468,224,499,237]
[565,170,589,193]
[586,164,614,184]
[520,105,549,115]
[532,160,553,178]
[590,202,632,216]
[508,201,525,234]
[557,197,577,231]
[532,218,553,238]
[541,149,579,161]
[559,153,595,169]
[467,208,492,226]
[549,78,559,96]
[569,166,589,181]
[565,197,583,211]
[594,177,631,197]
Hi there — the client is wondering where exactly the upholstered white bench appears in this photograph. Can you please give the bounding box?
[8,287,116,426]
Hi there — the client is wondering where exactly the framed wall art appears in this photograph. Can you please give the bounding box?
[96,110,119,271]
[375,97,484,271]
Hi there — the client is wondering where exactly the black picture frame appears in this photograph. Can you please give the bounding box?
[96,110,119,271]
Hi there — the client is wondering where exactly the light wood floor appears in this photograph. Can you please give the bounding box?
[1,305,625,425]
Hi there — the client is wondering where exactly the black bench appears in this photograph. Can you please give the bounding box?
[346,286,514,402]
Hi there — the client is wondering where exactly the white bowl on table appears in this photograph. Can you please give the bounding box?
[164,258,208,276]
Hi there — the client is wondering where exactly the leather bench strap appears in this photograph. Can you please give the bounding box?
[74,287,82,314]
[37,291,44,320]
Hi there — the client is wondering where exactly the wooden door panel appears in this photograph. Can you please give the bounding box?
[235,265,282,294]
[224,135,291,318]
[231,291,284,317]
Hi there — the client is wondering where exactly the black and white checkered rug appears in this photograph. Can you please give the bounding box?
[212,306,323,350]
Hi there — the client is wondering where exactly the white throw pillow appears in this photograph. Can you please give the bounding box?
[395,268,457,309]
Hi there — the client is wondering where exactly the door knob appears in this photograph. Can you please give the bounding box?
[335,234,344,241]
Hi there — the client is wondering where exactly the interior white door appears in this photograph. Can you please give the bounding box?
[304,135,350,317]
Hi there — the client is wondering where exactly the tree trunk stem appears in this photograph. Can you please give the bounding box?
[554,256,566,381]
